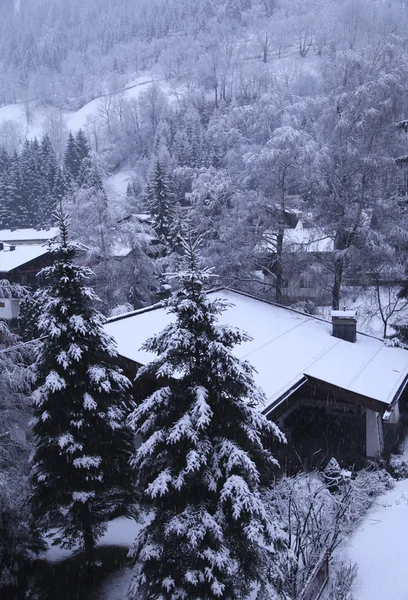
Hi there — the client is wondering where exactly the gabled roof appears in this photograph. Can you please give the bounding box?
[105,289,408,413]
[0,244,50,273]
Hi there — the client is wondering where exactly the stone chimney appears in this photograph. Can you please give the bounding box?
[331,310,357,343]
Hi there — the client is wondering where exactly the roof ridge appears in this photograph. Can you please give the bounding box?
[224,287,383,342]
[106,286,227,324]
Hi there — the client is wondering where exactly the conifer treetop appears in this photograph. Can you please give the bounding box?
[31,211,134,560]
[129,234,287,600]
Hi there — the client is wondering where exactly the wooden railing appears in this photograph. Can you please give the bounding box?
[298,548,329,600]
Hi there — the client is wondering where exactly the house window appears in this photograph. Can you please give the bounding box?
[300,274,313,289]
[0,301,5,308]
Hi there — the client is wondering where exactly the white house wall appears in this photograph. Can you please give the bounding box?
[0,297,20,320]
[366,409,382,458]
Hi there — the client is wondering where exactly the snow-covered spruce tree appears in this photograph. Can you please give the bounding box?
[144,157,175,247]
[129,235,287,600]
[30,212,134,565]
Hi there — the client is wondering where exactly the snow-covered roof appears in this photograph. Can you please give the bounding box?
[0,228,59,244]
[284,221,334,253]
[109,241,133,258]
[0,244,50,273]
[260,222,334,254]
[105,289,408,412]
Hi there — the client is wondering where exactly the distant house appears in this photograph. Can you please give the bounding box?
[0,242,53,323]
[258,219,334,303]
[105,289,408,468]
[0,243,53,287]
[0,229,58,323]
[0,227,59,246]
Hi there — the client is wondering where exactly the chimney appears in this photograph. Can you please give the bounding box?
[331,310,357,343]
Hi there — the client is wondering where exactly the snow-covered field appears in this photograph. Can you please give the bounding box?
[0,71,177,142]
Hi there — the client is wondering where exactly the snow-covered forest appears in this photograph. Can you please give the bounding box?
[0,0,408,315]
[2,1,408,599]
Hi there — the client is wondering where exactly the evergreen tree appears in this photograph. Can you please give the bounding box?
[7,152,26,229]
[64,130,90,184]
[31,212,135,566]
[63,131,78,182]
[144,157,175,246]
[52,167,67,214]
[19,139,43,227]
[128,235,287,600]
[38,134,58,226]
[0,147,11,228]
[75,129,91,165]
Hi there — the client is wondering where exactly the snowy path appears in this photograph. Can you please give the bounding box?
[344,478,408,600]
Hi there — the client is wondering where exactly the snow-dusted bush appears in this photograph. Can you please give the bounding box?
[330,560,357,600]
[291,300,317,315]
[342,467,394,529]
[389,454,408,480]
[0,471,44,596]
[266,465,393,598]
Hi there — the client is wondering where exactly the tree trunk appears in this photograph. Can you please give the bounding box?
[80,503,95,574]
[275,227,284,304]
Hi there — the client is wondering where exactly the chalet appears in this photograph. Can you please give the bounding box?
[0,227,59,246]
[0,242,53,323]
[105,289,408,468]
[110,213,164,260]
[259,220,334,303]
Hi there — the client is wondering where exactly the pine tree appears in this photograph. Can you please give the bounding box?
[19,139,43,227]
[7,152,26,229]
[144,157,175,246]
[63,131,78,182]
[128,235,287,600]
[31,212,135,566]
[64,130,90,184]
[0,147,11,228]
[75,129,91,165]
[38,134,58,226]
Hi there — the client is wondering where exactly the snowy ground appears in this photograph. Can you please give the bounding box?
[0,71,178,143]
[40,474,408,600]
[43,516,141,563]
[341,478,408,600]
[317,285,408,339]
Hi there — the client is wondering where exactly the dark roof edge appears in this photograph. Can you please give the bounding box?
[384,371,408,419]
[262,376,308,416]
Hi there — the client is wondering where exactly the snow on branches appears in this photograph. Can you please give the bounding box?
[30,211,135,564]
[129,234,287,600]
